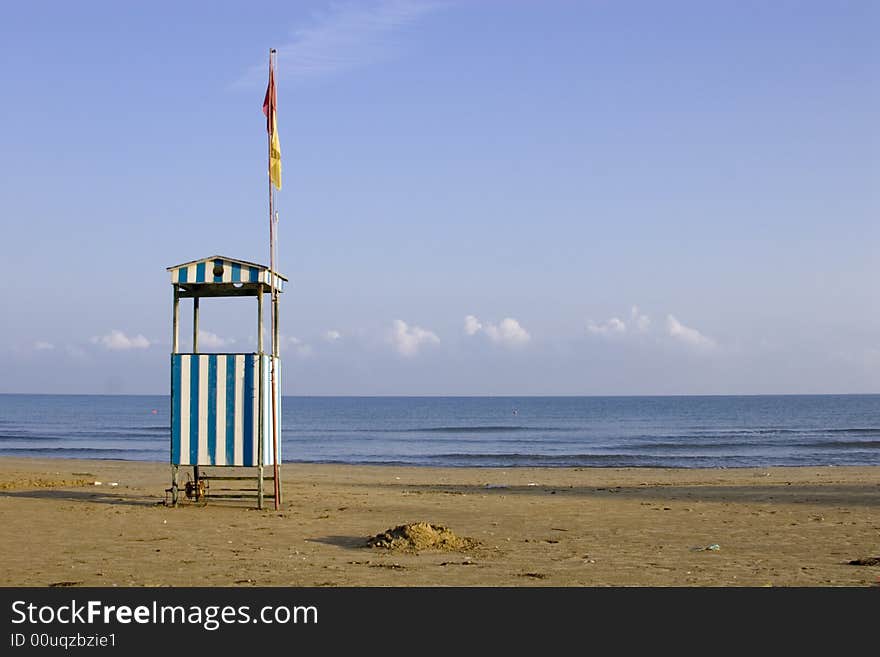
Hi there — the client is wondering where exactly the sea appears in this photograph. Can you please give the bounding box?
[1,394,879,469]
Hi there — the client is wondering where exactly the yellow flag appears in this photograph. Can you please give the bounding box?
[269,114,282,190]
[263,67,282,190]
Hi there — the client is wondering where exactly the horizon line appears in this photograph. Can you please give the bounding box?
[1,392,878,398]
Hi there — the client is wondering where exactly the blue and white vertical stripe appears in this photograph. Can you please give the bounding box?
[171,353,280,466]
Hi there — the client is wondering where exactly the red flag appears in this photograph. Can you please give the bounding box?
[263,63,282,189]
[262,67,276,135]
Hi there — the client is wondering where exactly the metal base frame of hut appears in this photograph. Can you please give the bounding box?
[166,255,285,509]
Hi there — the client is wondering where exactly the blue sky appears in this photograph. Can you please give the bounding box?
[0,0,877,395]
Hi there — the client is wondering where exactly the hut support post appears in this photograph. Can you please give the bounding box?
[257,291,264,509]
[272,295,279,358]
[192,296,200,491]
[170,286,180,505]
[171,465,179,505]
[257,292,263,354]
[272,294,281,505]
[172,286,180,353]
[193,296,200,352]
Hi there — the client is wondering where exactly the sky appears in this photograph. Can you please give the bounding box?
[0,0,877,395]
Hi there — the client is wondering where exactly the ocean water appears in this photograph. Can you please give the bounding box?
[0,394,878,468]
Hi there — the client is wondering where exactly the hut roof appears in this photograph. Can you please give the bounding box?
[167,255,286,297]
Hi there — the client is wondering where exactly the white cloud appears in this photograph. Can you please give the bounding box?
[324,330,342,342]
[631,306,651,332]
[588,306,652,337]
[485,318,531,346]
[464,315,482,336]
[465,315,531,347]
[33,341,55,351]
[587,317,627,336]
[666,315,716,349]
[586,308,716,352]
[197,330,235,349]
[91,330,151,351]
[390,319,439,356]
[237,1,442,86]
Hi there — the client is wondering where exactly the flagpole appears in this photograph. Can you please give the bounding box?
[267,48,281,511]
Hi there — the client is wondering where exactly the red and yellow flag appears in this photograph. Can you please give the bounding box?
[262,67,282,190]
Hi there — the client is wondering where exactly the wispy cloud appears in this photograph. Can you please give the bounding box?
[33,341,55,351]
[587,307,715,350]
[390,319,439,356]
[237,1,443,86]
[282,335,314,358]
[90,330,151,351]
[464,315,531,347]
[587,317,627,336]
[198,330,235,349]
[279,334,315,358]
[324,330,342,342]
[666,315,716,350]
[587,306,651,337]
[630,306,651,332]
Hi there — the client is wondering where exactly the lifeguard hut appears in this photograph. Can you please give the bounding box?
[166,255,286,509]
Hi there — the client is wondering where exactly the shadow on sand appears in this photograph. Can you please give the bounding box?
[308,535,370,549]
[0,488,160,507]
[342,481,880,508]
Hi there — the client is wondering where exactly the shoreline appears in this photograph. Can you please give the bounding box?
[3,454,877,470]
[0,457,878,587]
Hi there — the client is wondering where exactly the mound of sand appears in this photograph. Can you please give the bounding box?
[367,522,479,552]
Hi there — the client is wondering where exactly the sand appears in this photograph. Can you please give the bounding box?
[0,457,878,587]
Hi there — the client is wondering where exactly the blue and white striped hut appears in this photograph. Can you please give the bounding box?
[167,256,287,509]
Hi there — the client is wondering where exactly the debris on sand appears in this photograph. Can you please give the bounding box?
[848,557,880,566]
[691,543,721,552]
[367,522,479,553]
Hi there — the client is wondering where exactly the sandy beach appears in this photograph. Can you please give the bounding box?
[0,457,877,587]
